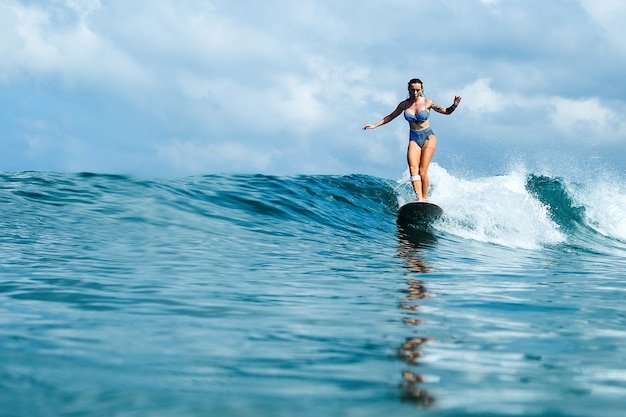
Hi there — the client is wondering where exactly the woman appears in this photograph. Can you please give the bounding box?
[363,78,461,202]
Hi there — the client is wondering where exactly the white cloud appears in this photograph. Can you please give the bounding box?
[579,0,626,67]
[1,0,625,177]
[155,139,279,175]
[0,0,147,89]
[550,97,619,137]
[265,56,371,132]
[579,0,626,42]
[453,77,625,146]
[459,79,505,113]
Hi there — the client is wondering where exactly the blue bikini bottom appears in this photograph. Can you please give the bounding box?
[409,127,434,148]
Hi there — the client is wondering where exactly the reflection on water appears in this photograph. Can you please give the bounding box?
[396,225,437,407]
[396,226,437,273]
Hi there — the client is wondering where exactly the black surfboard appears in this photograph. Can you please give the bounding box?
[397,202,444,227]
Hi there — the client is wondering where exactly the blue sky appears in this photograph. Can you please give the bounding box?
[2,0,625,179]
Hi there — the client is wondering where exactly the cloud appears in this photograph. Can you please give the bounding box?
[550,97,612,129]
[0,0,152,107]
[455,76,626,142]
[458,79,505,114]
[0,0,625,177]
[156,139,278,175]
[579,0,626,54]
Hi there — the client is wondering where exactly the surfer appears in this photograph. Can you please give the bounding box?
[363,78,461,201]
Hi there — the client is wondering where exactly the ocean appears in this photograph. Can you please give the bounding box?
[1,164,625,417]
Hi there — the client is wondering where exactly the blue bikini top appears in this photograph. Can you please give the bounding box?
[403,109,429,123]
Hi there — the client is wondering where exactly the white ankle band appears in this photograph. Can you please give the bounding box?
[410,175,421,182]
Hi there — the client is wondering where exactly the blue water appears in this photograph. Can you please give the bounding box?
[1,165,625,417]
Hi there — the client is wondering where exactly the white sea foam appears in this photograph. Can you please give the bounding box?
[572,177,626,243]
[397,163,566,249]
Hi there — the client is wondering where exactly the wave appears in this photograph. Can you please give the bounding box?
[1,167,625,255]
[394,163,626,251]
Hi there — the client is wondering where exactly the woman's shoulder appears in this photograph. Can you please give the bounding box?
[398,99,411,110]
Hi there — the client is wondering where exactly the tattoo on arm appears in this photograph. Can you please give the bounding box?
[431,100,458,114]
[445,103,457,114]
[431,102,446,113]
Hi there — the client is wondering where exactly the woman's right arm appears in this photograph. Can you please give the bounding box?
[363,102,404,130]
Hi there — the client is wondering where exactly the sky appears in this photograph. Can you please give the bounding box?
[2,0,626,179]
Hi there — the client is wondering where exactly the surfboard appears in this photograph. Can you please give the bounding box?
[397,202,444,227]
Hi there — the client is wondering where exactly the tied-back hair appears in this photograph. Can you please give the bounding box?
[407,78,424,97]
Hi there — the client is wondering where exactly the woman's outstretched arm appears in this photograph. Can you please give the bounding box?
[429,96,462,115]
[363,102,405,129]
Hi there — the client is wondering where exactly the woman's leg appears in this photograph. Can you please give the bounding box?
[418,135,437,200]
[407,140,423,200]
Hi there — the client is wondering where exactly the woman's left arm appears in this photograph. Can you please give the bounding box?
[429,96,462,115]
